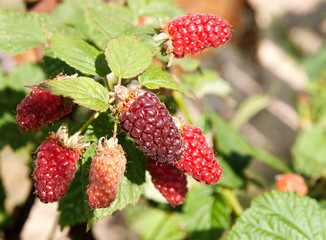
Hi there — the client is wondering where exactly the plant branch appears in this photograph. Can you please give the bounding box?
[74,112,100,136]
[220,188,243,217]
[172,91,193,125]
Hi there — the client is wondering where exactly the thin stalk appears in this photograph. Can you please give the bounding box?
[118,76,122,86]
[152,46,162,57]
[113,114,119,140]
[172,91,193,125]
[220,188,243,217]
[74,112,100,136]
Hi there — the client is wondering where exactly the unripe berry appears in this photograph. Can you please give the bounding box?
[86,138,126,208]
[276,173,308,196]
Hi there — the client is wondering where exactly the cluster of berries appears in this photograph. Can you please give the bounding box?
[16,84,223,207]
[15,13,229,207]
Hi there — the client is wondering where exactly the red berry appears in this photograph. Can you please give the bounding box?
[147,157,188,206]
[176,124,223,184]
[86,138,126,208]
[165,13,231,58]
[16,89,73,131]
[276,173,308,196]
[33,124,87,203]
[115,86,184,163]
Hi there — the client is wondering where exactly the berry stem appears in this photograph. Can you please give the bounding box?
[74,112,100,136]
[220,188,243,217]
[118,76,122,86]
[113,114,119,140]
[172,91,194,125]
[152,46,162,57]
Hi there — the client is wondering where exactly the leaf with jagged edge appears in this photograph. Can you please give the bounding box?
[104,36,152,79]
[37,76,110,112]
[226,191,326,240]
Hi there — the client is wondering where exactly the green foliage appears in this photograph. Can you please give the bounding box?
[37,76,110,112]
[8,62,45,93]
[105,36,152,79]
[210,111,291,173]
[181,70,231,98]
[0,10,47,54]
[292,127,326,177]
[58,169,88,229]
[226,191,326,240]
[139,64,194,99]
[49,34,110,76]
[183,186,232,240]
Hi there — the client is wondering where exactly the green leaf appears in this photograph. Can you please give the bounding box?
[226,191,326,240]
[42,47,81,78]
[183,186,232,240]
[58,169,87,229]
[210,111,291,173]
[125,205,185,240]
[127,0,184,19]
[8,62,45,93]
[38,76,110,112]
[139,64,194,99]
[0,10,47,54]
[181,70,231,98]
[81,112,146,229]
[82,0,134,23]
[231,94,270,129]
[50,34,110,76]
[104,36,152,79]
[303,44,326,80]
[218,156,246,189]
[292,127,326,177]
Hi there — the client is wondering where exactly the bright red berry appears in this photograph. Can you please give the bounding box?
[115,86,184,163]
[175,124,223,184]
[33,124,88,203]
[147,157,188,206]
[16,89,73,131]
[86,138,126,208]
[276,173,308,196]
[157,13,231,64]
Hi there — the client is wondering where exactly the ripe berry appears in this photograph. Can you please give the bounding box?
[155,13,231,65]
[86,138,126,208]
[147,157,188,206]
[175,124,223,184]
[115,86,184,163]
[276,173,308,196]
[33,124,88,203]
[16,89,73,131]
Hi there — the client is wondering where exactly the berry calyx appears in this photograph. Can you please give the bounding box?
[16,89,73,131]
[33,124,88,203]
[155,13,231,66]
[275,173,308,196]
[115,86,185,163]
[175,122,223,184]
[86,137,127,208]
[147,157,188,206]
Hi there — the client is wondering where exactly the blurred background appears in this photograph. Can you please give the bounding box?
[0,0,325,239]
